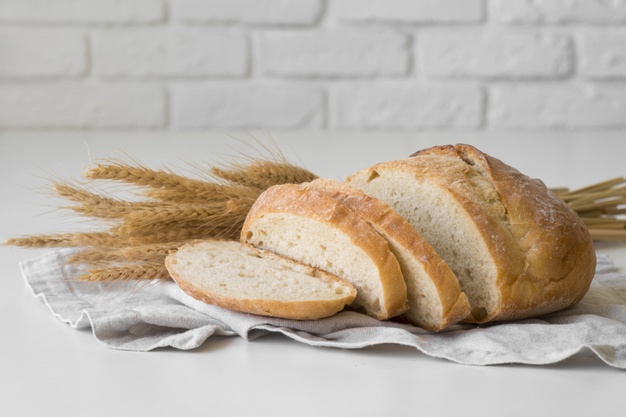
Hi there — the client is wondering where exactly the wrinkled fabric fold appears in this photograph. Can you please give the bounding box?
[20,249,626,368]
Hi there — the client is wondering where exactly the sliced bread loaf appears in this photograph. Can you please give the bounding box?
[303,178,470,331]
[165,240,357,320]
[347,144,596,324]
[240,183,408,320]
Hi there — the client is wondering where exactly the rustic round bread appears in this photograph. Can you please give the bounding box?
[347,143,596,324]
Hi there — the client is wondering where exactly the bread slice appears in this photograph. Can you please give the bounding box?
[303,178,470,331]
[347,144,596,324]
[165,240,357,320]
[241,183,408,320]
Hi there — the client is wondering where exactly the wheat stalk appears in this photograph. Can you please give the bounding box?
[5,232,124,248]
[53,182,137,219]
[5,150,318,282]
[68,242,182,266]
[117,225,239,244]
[555,177,626,199]
[123,202,231,226]
[211,160,318,189]
[145,183,261,204]
[552,177,626,241]
[85,163,215,195]
[113,205,248,243]
[79,263,170,282]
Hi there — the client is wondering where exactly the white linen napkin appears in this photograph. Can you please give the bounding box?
[20,249,626,368]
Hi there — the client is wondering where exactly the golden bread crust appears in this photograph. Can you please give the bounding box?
[241,184,409,320]
[412,144,596,322]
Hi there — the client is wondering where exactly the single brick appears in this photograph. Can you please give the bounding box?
[0,84,165,129]
[97,28,248,78]
[489,84,626,128]
[579,31,626,78]
[490,0,626,24]
[172,84,325,128]
[331,0,482,23]
[420,30,572,78]
[334,84,483,128]
[172,0,322,25]
[0,31,86,78]
[259,29,409,77]
[0,0,164,24]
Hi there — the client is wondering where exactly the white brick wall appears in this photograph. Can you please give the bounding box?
[96,28,249,78]
[0,83,165,128]
[334,84,483,128]
[490,84,626,128]
[0,30,87,78]
[420,30,573,78]
[578,30,626,78]
[489,0,626,24]
[172,0,322,25]
[1,0,626,131]
[259,29,409,77]
[331,0,484,23]
[172,84,324,128]
[0,0,165,24]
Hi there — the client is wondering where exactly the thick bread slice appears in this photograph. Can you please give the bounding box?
[165,240,357,320]
[241,184,408,320]
[347,143,596,324]
[303,178,470,331]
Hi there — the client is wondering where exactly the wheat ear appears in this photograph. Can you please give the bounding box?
[53,182,137,219]
[115,225,239,244]
[211,160,318,189]
[79,263,170,282]
[68,242,183,266]
[5,232,123,248]
[122,203,231,227]
[85,163,223,196]
[145,183,262,204]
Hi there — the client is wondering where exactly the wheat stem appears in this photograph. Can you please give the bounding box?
[558,177,626,199]
[211,160,318,189]
[588,229,626,241]
[68,242,182,266]
[145,183,261,204]
[54,183,138,219]
[123,203,227,226]
[116,226,238,244]
[79,263,170,282]
[85,163,214,195]
[5,232,122,248]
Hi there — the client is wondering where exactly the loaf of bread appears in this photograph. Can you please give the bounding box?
[167,143,595,329]
[347,144,596,323]
[302,178,470,331]
[240,183,409,320]
[165,240,357,320]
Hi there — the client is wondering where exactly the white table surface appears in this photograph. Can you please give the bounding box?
[1,131,625,417]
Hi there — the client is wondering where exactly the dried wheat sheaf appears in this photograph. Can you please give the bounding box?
[5,152,318,282]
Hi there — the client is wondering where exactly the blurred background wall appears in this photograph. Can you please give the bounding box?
[1,0,626,132]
